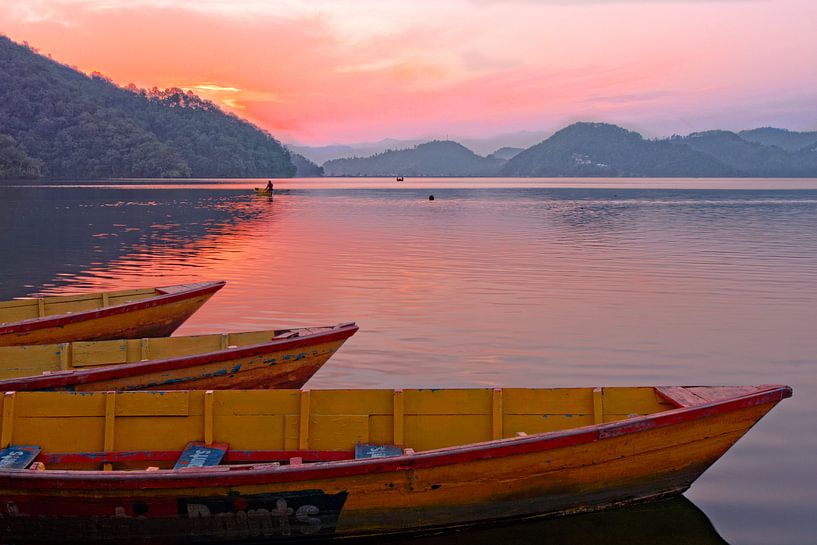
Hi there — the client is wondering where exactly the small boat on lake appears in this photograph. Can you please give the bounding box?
[0,282,225,347]
[254,188,273,196]
[0,323,358,391]
[0,384,790,543]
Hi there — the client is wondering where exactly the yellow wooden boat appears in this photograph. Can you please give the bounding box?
[254,188,273,196]
[0,281,225,346]
[0,384,790,543]
[0,324,357,392]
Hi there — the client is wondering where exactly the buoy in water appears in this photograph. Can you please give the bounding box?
[429,195,435,201]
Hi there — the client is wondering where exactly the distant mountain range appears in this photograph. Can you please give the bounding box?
[3,35,817,180]
[289,131,550,164]
[0,35,295,179]
[315,123,817,178]
[323,141,504,177]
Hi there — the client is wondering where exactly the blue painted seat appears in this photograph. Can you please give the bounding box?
[0,446,41,469]
[354,443,403,459]
[174,442,229,470]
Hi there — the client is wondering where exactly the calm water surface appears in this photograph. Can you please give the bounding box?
[1,178,815,544]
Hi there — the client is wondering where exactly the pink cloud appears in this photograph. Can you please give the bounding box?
[2,0,816,144]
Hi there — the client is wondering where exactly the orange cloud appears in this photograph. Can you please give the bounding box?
[2,0,816,144]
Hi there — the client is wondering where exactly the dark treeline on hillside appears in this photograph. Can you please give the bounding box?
[0,36,295,179]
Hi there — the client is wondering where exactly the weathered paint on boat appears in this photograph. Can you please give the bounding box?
[0,282,225,347]
[0,324,358,391]
[0,384,791,543]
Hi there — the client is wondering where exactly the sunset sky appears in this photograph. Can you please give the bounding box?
[2,0,816,145]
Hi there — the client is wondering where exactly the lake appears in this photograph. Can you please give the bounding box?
[1,178,815,544]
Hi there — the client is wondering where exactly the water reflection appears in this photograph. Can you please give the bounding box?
[1,183,816,544]
[387,497,729,545]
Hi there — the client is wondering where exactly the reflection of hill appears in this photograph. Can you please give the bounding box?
[0,186,263,299]
[389,497,729,545]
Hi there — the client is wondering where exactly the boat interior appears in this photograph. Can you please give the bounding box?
[0,288,163,325]
[0,387,716,472]
[0,327,339,380]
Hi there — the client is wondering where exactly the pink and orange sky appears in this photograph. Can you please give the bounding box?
[2,0,816,145]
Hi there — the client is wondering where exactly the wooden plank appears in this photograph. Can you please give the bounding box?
[37,299,45,318]
[404,389,492,415]
[215,415,286,451]
[204,390,214,445]
[603,387,668,416]
[212,390,300,416]
[59,343,71,370]
[140,338,150,361]
[504,414,594,436]
[688,386,760,403]
[310,389,392,415]
[103,392,116,471]
[593,387,604,424]
[369,415,394,446]
[299,390,310,450]
[503,388,594,414]
[1,392,15,448]
[72,340,128,367]
[393,389,404,446]
[404,415,491,451]
[0,344,63,379]
[284,415,299,450]
[14,392,106,417]
[492,388,503,440]
[309,415,369,450]
[655,386,708,408]
[115,392,190,417]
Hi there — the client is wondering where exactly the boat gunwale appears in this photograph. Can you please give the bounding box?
[0,323,359,391]
[0,281,226,335]
[0,384,791,489]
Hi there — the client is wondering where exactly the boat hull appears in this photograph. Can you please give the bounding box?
[0,282,224,347]
[0,325,357,392]
[0,387,788,543]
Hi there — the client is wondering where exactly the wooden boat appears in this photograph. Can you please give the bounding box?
[0,384,790,543]
[0,281,225,347]
[254,188,273,196]
[0,323,358,391]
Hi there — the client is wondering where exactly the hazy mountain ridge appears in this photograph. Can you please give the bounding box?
[739,127,817,152]
[289,152,324,177]
[0,35,295,179]
[323,140,504,177]
[487,147,524,161]
[502,123,737,177]
[672,130,817,177]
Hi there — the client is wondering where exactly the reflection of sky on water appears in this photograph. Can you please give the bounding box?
[2,182,816,544]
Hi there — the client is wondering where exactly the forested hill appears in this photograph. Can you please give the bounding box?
[323,140,504,176]
[0,36,295,179]
[502,123,737,177]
